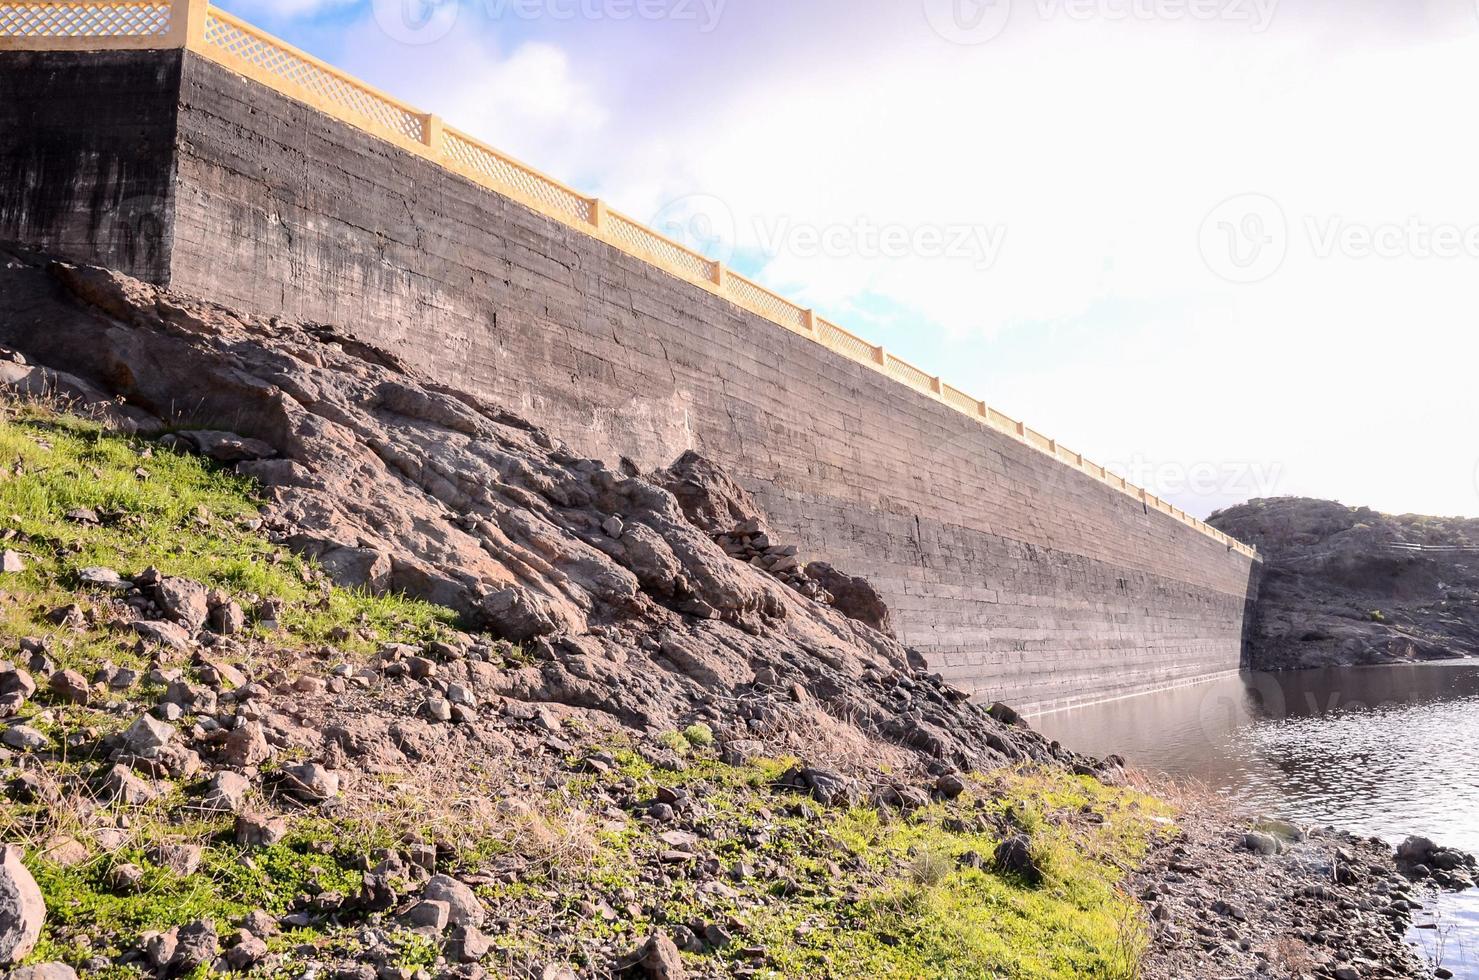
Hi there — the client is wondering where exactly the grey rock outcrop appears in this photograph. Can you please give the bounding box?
[0,251,1069,770]
[1210,497,1479,669]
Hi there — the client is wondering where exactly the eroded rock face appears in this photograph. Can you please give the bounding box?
[0,249,1067,770]
[1209,497,1479,669]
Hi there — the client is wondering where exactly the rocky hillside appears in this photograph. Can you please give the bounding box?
[1209,497,1479,670]
[0,246,1453,980]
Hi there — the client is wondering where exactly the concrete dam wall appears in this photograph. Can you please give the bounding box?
[0,39,1260,712]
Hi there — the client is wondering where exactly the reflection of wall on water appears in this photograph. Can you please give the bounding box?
[1255,663,1479,720]
[1036,662,1479,856]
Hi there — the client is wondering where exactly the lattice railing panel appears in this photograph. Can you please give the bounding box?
[605,212,712,281]
[203,11,423,142]
[0,1,168,36]
[445,130,592,226]
[727,273,809,334]
[816,318,876,365]
[885,354,934,394]
[941,383,980,416]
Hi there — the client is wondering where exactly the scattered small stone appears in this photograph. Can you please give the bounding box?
[107,863,145,892]
[77,566,131,591]
[121,713,175,757]
[235,812,288,848]
[224,928,269,969]
[0,550,25,574]
[40,835,87,867]
[278,762,339,802]
[1242,831,1281,856]
[5,964,77,980]
[1,726,47,752]
[618,931,685,980]
[170,918,218,973]
[993,833,1042,883]
[95,764,156,806]
[401,899,450,933]
[200,770,251,814]
[130,619,193,651]
[240,909,278,938]
[47,669,89,706]
[422,875,485,928]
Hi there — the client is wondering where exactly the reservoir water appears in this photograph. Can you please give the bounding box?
[1032,662,1479,978]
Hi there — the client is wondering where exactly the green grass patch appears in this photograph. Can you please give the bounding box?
[0,404,456,675]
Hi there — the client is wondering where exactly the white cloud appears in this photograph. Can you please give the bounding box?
[331,15,609,175]
[229,0,358,23]
[271,2,1479,518]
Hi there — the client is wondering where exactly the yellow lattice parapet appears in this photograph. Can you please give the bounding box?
[0,0,177,49]
[727,272,810,336]
[0,2,1258,559]
[199,7,426,150]
[603,208,717,286]
[815,317,879,368]
[442,126,595,228]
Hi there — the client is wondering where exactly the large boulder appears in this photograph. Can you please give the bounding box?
[805,561,895,637]
[0,845,45,963]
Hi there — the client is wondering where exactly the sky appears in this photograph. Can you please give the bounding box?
[218,0,1479,519]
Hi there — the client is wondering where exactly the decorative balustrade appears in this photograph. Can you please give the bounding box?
[0,0,1258,559]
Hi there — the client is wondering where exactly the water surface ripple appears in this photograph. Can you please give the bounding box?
[1033,662,1479,977]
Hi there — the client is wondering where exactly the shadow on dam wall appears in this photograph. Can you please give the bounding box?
[0,45,1261,713]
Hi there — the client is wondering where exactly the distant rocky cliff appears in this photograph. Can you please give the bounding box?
[1209,497,1479,669]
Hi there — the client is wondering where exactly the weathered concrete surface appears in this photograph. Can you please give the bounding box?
[0,49,1260,711]
[0,50,180,284]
